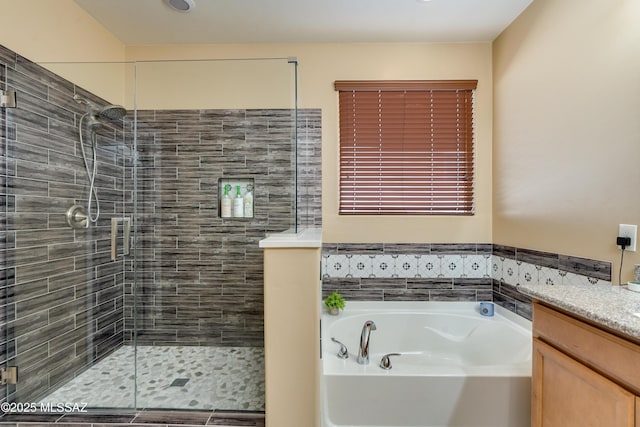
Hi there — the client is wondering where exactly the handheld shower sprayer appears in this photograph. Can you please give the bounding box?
[69,94,128,228]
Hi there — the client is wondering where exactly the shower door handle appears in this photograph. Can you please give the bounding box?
[111,217,131,260]
[123,217,130,255]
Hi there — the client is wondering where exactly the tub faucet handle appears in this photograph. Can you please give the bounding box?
[331,337,349,359]
[379,353,401,370]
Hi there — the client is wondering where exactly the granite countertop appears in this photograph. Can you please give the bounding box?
[518,282,640,340]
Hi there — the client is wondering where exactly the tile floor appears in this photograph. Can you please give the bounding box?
[38,346,265,411]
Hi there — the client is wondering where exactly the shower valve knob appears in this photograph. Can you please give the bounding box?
[331,337,349,359]
[379,353,401,370]
[66,204,88,229]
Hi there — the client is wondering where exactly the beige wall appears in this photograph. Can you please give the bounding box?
[1,1,494,245]
[7,1,637,272]
[263,247,321,427]
[126,43,494,244]
[0,0,126,104]
[493,0,640,281]
[131,58,295,110]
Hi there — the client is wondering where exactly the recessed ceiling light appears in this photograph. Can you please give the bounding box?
[164,0,196,13]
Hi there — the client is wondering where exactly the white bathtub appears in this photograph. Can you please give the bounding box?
[321,302,532,427]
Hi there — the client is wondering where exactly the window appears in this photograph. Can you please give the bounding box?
[335,80,477,215]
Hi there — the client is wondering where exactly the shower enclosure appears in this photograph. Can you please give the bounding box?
[0,47,320,412]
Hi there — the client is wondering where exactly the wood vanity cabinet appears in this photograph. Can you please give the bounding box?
[532,302,640,427]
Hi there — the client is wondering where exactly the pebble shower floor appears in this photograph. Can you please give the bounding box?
[38,346,265,410]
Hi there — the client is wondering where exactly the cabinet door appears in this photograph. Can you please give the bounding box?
[533,338,635,427]
[636,397,640,427]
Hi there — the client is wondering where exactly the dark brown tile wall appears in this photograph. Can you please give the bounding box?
[125,108,322,346]
[322,277,493,302]
[296,109,322,229]
[0,44,129,401]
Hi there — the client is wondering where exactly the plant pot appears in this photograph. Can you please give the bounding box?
[328,307,340,315]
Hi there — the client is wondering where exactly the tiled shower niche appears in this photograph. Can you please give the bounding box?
[218,177,255,219]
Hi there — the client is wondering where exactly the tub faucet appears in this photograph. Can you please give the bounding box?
[357,320,377,364]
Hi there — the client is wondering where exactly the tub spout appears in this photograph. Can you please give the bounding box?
[357,320,377,364]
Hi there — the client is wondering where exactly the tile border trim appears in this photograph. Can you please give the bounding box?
[0,410,265,426]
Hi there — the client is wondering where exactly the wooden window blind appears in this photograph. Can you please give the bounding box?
[335,80,477,215]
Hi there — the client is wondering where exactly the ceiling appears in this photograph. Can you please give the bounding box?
[74,0,534,45]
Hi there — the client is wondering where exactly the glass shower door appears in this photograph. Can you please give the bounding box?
[131,57,298,411]
[1,49,11,406]
[0,54,137,409]
[0,52,300,413]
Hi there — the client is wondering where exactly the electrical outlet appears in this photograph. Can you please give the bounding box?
[619,224,637,252]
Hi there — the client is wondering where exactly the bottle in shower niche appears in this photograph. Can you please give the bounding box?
[220,184,232,218]
[243,185,253,218]
[233,185,244,217]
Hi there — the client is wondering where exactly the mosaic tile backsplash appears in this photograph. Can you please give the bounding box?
[324,252,492,279]
[322,243,494,304]
[322,243,612,320]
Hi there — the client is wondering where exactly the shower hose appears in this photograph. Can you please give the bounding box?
[78,112,100,225]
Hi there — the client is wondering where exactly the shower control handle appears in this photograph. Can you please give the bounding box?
[331,337,349,359]
[65,204,88,229]
[379,353,401,370]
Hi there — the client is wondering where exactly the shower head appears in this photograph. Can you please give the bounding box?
[73,94,127,121]
[97,105,127,121]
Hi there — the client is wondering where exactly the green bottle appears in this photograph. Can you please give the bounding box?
[233,185,244,217]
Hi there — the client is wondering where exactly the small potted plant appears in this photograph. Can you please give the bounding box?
[324,291,346,315]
